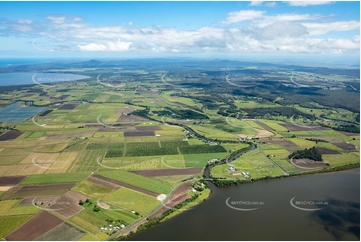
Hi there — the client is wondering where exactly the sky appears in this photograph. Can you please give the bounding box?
[0,1,359,64]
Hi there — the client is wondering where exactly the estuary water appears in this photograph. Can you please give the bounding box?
[130,169,360,241]
[0,73,89,86]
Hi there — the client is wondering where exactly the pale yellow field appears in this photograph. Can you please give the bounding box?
[6,163,51,176]
[20,152,60,164]
[46,152,80,174]
[0,165,16,176]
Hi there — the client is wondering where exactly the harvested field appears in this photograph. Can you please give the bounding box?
[150,183,191,219]
[0,131,23,141]
[58,104,78,110]
[337,131,359,136]
[45,131,95,140]
[135,126,162,131]
[316,147,342,154]
[0,176,26,186]
[332,142,357,151]
[2,183,75,199]
[91,174,158,197]
[114,107,133,114]
[35,222,85,241]
[254,129,274,138]
[6,163,51,176]
[57,95,70,100]
[281,122,326,131]
[124,131,155,137]
[260,138,300,152]
[6,211,63,241]
[50,191,88,218]
[117,115,147,122]
[0,186,12,191]
[253,120,273,131]
[86,176,120,190]
[129,168,202,177]
[104,91,124,97]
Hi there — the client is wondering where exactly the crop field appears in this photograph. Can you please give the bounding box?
[184,152,227,167]
[212,149,285,179]
[73,180,114,199]
[323,153,360,166]
[6,205,41,216]
[5,211,63,241]
[179,144,227,154]
[35,223,85,241]
[289,138,316,149]
[2,183,76,199]
[71,149,106,172]
[259,145,299,173]
[96,171,173,194]
[0,215,34,239]
[102,187,161,215]
[0,199,20,214]
[20,172,90,185]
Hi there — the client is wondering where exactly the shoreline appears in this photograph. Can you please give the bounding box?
[110,158,359,241]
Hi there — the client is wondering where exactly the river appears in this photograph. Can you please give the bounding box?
[129,169,360,241]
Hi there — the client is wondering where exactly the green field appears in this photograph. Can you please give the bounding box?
[102,187,161,215]
[97,170,173,194]
[73,180,114,199]
[20,172,90,185]
[184,152,227,167]
[0,215,33,238]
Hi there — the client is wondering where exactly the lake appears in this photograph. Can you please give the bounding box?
[0,73,89,86]
[130,169,360,241]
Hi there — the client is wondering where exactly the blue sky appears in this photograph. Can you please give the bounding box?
[0,1,359,63]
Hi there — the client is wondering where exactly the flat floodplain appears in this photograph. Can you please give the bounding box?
[5,211,63,241]
[2,183,76,199]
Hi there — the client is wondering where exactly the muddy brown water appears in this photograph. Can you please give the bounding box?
[129,169,360,241]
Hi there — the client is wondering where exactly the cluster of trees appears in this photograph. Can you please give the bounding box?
[288,147,323,161]
[242,107,316,120]
[305,138,329,143]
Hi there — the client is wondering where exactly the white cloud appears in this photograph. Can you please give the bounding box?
[18,19,33,24]
[285,1,334,6]
[78,43,107,51]
[302,20,360,35]
[265,2,277,7]
[78,41,131,52]
[129,22,133,26]
[0,11,359,55]
[254,13,321,27]
[249,1,263,6]
[46,15,66,24]
[222,10,265,24]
